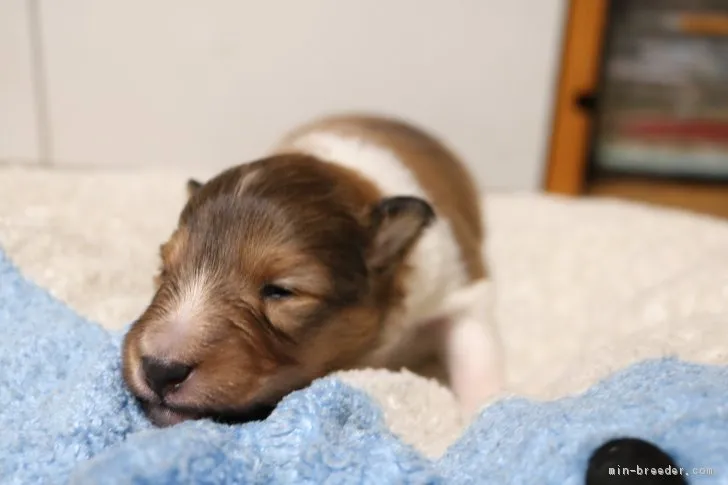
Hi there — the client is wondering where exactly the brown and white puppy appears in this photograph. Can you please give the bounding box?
[122,114,503,427]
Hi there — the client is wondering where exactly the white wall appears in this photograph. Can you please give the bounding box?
[1,1,567,191]
[0,1,39,163]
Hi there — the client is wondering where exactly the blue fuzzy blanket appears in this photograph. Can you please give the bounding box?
[1,246,726,484]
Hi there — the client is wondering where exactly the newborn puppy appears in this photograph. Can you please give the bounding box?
[122,114,503,427]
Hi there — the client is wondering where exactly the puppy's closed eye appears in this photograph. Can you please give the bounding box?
[260,284,294,300]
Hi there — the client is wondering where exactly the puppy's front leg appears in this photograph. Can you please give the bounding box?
[441,279,503,416]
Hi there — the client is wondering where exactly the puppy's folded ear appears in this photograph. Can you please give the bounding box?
[367,196,435,273]
[186,179,203,198]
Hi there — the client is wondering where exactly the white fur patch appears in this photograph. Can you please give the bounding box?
[235,168,260,197]
[170,273,209,325]
[289,132,468,323]
[141,271,210,357]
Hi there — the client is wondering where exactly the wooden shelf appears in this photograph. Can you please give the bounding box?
[544,0,728,220]
[544,0,609,195]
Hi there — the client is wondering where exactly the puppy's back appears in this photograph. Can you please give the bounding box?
[274,114,486,283]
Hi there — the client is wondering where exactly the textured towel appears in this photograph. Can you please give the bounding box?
[1,247,727,484]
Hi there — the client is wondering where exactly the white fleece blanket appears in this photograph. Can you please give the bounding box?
[1,165,727,458]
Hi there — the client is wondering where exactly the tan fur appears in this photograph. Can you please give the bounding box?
[274,114,486,280]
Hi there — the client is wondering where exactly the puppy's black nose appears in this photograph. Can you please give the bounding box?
[141,356,193,397]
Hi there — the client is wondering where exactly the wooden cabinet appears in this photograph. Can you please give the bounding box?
[546,0,728,218]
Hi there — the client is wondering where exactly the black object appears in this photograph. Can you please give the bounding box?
[575,91,599,114]
[141,356,193,397]
[586,437,688,484]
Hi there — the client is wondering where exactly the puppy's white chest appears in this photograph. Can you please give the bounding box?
[287,131,469,323]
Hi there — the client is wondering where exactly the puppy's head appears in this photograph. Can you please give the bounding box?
[122,154,434,426]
